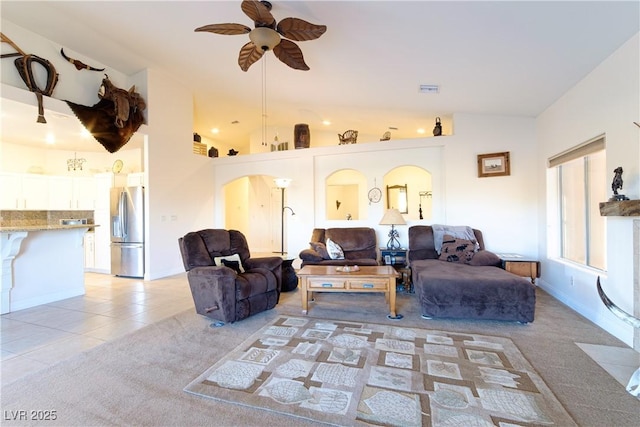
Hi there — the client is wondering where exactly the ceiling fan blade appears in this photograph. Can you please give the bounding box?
[238,41,264,71]
[273,39,309,71]
[241,0,276,28]
[276,17,327,41]
[194,23,251,35]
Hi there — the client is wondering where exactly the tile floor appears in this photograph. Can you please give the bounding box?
[1,272,193,386]
[1,272,639,392]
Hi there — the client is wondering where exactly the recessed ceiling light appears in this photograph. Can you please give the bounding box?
[45,133,55,144]
[211,128,219,134]
[322,120,331,126]
[417,128,426,134]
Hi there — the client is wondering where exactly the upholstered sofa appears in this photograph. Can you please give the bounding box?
[299,227,379,267]
[178,229,282,324]
[408,225,536,323]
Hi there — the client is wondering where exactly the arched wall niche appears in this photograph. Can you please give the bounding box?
[383,165,432,221]
[325,169,367,220]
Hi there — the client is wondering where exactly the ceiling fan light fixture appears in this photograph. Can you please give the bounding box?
[249,27,281,51]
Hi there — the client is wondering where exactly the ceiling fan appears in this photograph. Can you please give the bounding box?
[195,0,326,71]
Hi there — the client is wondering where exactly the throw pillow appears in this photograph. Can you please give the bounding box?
[310,242,331,259]
[221,259,242,274]
[439,235,476,264]
[326,238,345,260]
[213,253,245,273]
[469,250,502,267]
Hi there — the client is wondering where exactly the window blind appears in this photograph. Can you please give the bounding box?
[548,135,605,168]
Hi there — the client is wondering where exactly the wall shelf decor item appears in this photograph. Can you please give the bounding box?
[477,151,510,177]
[294,123,310,149]
[193,142,207,156]
[433,117,442,136]
[338,129,358,144]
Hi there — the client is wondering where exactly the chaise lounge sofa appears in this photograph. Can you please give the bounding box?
[408,225,536,323]
[299,227,379,267]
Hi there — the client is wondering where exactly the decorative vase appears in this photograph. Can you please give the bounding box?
[294,123,310,149]
[433,117,442,136]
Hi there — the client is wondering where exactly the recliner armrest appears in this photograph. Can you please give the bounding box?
[188,265,237,279]
[244,256,283,271]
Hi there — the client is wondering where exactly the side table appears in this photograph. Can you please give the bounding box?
[380,248,412,293]
[281,258,298,292]
[497,253,540,284]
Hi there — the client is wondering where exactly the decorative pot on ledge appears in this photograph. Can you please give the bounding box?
[294,123,310,149]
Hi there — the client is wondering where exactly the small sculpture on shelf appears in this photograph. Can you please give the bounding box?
[338,129,358,144]
[610,166,629,201]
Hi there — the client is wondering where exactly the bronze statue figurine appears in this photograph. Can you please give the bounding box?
[610,166,630,201]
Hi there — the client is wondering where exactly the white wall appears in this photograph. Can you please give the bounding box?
[144,68,214,280]
[537,33,640,346]
[211,114,538,268]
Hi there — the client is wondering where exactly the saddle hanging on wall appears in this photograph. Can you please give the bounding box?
[66,76,146,153]
[1,32,59,123]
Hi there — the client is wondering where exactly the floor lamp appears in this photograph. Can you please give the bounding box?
[274,178,295,255]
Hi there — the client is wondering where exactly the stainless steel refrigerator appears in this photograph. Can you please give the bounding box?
[110,186,145,278]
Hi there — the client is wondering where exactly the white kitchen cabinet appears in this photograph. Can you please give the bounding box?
[127,172,145,187]
[48,176,96,210]
[0,172,49,210]
[92,173,115,273]
[92,209,111,273]
[84,232,95,269]
[73,177,96,210]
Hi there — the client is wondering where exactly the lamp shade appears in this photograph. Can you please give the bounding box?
[274,178,291,189]
[379,208,406,225]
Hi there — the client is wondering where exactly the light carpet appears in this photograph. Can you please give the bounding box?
[185,315,576,426]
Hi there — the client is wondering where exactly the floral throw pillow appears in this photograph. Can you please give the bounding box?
[326,238,345,260]
[439,235,476,264]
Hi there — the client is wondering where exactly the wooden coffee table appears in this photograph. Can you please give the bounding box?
[296,265,402,319]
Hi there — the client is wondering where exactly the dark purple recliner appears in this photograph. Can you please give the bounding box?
[178,229,282,324]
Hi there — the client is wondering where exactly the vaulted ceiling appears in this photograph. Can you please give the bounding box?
[2,1,639,151]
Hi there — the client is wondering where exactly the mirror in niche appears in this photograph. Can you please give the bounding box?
[386,184,408,214]
[384,166,432,220]
[326,169,366,220]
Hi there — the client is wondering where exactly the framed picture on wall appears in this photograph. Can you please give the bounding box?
[477,151,510,177]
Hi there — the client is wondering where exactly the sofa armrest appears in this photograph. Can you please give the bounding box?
[299,248,323,262]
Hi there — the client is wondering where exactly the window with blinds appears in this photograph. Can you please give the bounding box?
[549,135,606,270]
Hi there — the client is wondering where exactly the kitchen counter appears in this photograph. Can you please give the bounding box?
[0,224,97,232]
[1,224,94,314]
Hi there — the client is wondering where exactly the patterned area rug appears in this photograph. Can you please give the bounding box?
[185,316,576,426]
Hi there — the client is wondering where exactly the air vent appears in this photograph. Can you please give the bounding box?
[419,84,439,94]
